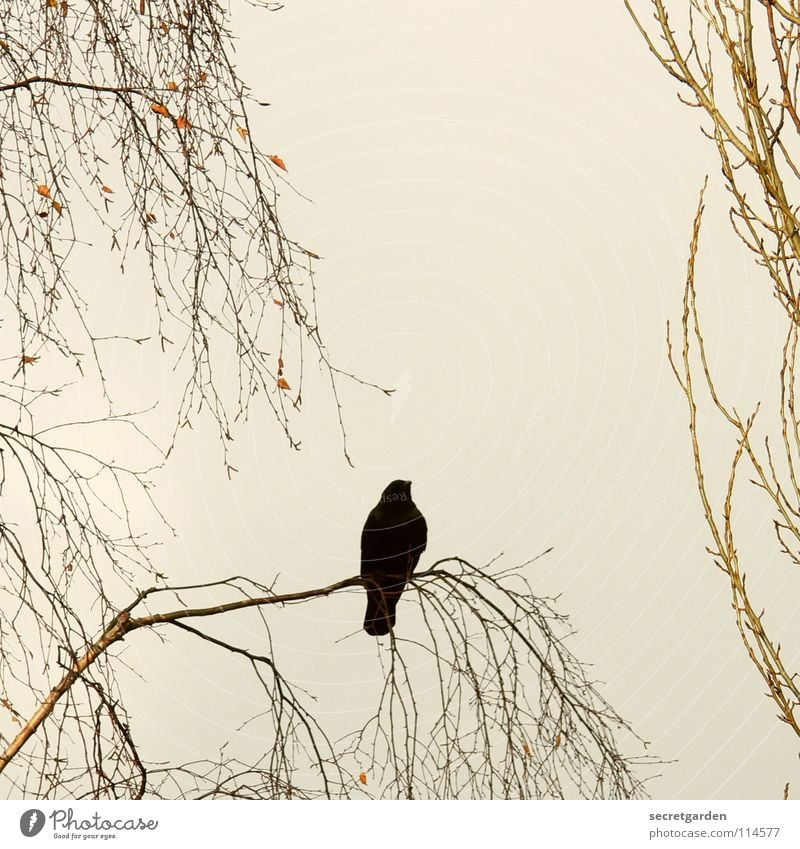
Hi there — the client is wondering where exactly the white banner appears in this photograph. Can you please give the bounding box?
[2,800,799,849]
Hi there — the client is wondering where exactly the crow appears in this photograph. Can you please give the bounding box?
[361,479,427,636]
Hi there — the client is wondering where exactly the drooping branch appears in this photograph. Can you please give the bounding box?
[627,0,800,320]
[0,556,653,799]
[628,0,800,742]
[0,573,364,779]
[0,0,391,469]
[667,185,800,737]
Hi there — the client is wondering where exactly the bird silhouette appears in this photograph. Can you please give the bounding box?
[360,480,427,636]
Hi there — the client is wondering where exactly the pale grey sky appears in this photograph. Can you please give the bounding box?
[96,0,798,799]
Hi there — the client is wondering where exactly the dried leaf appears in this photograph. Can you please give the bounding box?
[523,743,532,758]
[0,699,11,710]
[36,184,51,198]
[52,200,63,214]
[11,715,20,725]
[159,21,169,35]
[47,0,57,7]
[101,185,113,194]
[199,71,208,83]
[554,734,562,749]
[167,80,178,91]
[60,0,68,15]
[359,772,367,786]
[139,0,145,13]
[177,115,190,129]
[151,103,170,118]
[278,357,284,370]
[146,212,157,223]
[21,355,39,366]
[273,298,283,306]
[268,154,287,171]
[277,377,291,391]
[237,126,249,140]
[37,211,49,218]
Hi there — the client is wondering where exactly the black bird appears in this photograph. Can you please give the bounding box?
[361,479,427,636]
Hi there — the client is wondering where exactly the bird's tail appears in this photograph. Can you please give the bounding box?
[363,588,399,637]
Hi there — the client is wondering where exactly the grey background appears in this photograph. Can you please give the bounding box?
[89,0,798,798]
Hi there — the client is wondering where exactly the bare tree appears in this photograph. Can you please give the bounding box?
[0,0,381,463]
[0,549,653,799]
[0,1,652,799]
[627,0,800,738]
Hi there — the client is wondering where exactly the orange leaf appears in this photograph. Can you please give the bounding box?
[167,81,178,91]
[237,126,249,140]
[47,0,57,6]
[199,71,208,83]
[278,357,284,370]
[554,734,562,749]
[523,743,532,758]
[277,377,291,391]
[21,355,39,366]
[36,184,51,198]
[52,200,63,214]
[151,103,170,118]
[273,298,283,307]
[359,772,367,786]
[177,115,190,129]
[268,154,287,171]
[159,21,169,35]
[101,185,113,194]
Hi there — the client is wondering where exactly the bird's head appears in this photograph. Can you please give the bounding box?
[381,479,412,503]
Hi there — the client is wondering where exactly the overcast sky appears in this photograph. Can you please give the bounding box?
[98,0,799,799]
